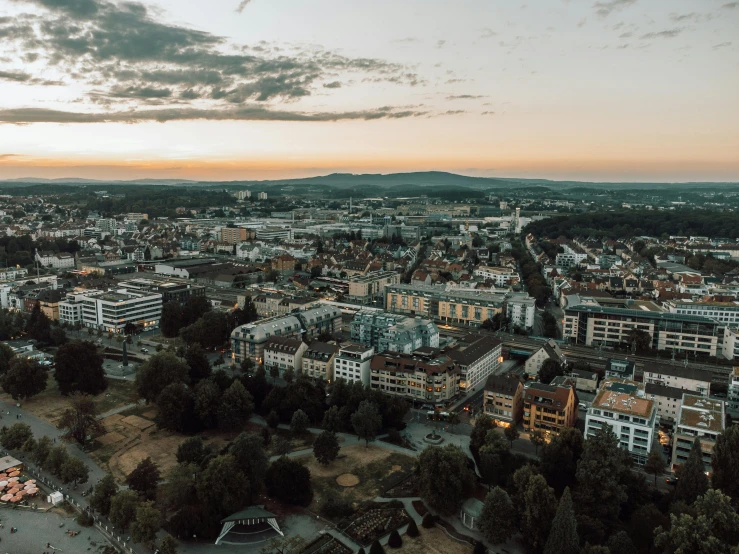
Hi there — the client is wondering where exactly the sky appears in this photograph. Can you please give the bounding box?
[0,0,737,182]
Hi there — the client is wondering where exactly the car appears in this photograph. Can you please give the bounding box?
[665,476,678,485]
[140,348,149,353]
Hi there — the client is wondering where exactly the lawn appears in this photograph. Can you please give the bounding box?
[296,444,416,510]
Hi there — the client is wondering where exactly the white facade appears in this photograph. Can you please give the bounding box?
[333,344,374,386]
[472,266,520,287]
[264,341,308,373]
[256,227,293,241]
[556,246,588,268]
[35,251,75,269]
[257,192,268,200]
[59,289,162,332]
[450,338,502,393]
[506,296,536,329]
[642,364,711,397]
[723,328,739,360]
[727,368,739,417]
[669,301,739,329]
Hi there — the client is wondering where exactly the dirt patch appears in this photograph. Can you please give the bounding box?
[120,415,154,430]
[336,473,360,487]
[392,465,402,471]
[97,432,125,446]
[141,410,158,419]
[102,414,124,427]
[396,527,473,554]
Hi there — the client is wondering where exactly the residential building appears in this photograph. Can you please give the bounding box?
[272,254,296,272]
[58,289,162,332]
[237,190,251,200]
[556,246,588,268]
[644,383,685,424]
[301,341,340,382]
[642,363,711,397]
[723,328,739,360]
[347,271,401,304]
[263,337,308,376]
[258,192,268,200]
[524,339,566,378]
[2,340,49,362]
[350,310,439,354]
[522,380,579,435]
[256,227,293,241]
[220,227,254,244]
[604,358,636,380]
[231,305,342,364]
[483,373,524,427]
[125,212,148,222]
[447,335,502,393]
[564,304,720,356]
[727,367,739,417]
[585,378,657,465]
[35,251,75,270]
[472,266,520,287]
[506,296,536,330]
[37,289,65,321]
[369,348,460,403]
[668,300,739,329]
[334,343,374,386]
[671,394,725,473]
[570,368,599,393]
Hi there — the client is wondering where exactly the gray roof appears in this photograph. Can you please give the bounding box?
[644,362,713,383]
[221,506,275,523]
[645,383,686,401]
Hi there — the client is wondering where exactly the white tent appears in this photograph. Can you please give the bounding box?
[48,491,64,506]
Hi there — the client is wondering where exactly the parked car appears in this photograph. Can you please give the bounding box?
[665,476,678,486]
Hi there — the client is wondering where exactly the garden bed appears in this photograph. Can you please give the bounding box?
[411,500,428,517]
[383,472,420,498]
[301,534,353,554]
[342,502,411,546]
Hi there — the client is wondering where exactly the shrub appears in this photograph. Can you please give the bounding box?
[388,529,402,548]
[473,540,486,554]
[422,513,435,529]
[76,512,94,527]
[406,519,420,538]
[369,540,385,554]
[266,410,280,429]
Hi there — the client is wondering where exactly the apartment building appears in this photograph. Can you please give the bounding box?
[369,348,460,403]
[220,227,255,245]
[347,271,401,303]
[301,341,340,382]
[585,378,656,465]
[350,310,439,354]
[35,251,75,270]
[447,335,502,393]
[524,339,566,378]
[604,358,636,380]
[723,328,739,360]
[506,296,536,330]
[385,283,506,323]
[564,304,720,356]
[671,394,725,473]
[257,192,268,200]
[472,266,520,287]
[644,383,684,424]
[522,380,579,435]
[556,246,588,268]
[642,363,711,397]
[272,254,296,272]
[483,373,524,427]
[59,289,162,332]
[333,343,374,386]
[263,337,308,375]
[668,300,739,329]
[727,367,739,417]
[231,305,342,364]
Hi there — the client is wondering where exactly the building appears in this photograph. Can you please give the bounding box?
[123,279,206,304]
[483,373,524,427]
[570,368,599,393]
[334,343,374,386]
[256,227,293,241]
[727,367,739,417]
[271,254,296,272]
[35,251,75,270]
[369,348,460,403]
[301,341,340,382]
[671,394,725,473]
[230,305,342,364]
[506,296,536,330]
[522,380,579,435]
[564,304,720,356]
[258,192,268,200]
[668,300,739,329]
[125,212,148,222]
[723,328,739,360]
[524,339,566,378]
[37,289,65,321]
[263,337,308,376]
[645,383,685,424]
[58,289,162,332]
[447,335,502,393]
[350,310,439,354]
[237,190,251,200]
[472,266,520,287]
[642,363,711,397]
[604,358,635,380]
[556,246,588,268]
[585,378,656,464]
[220,227,254,245]
[347,271,401,304]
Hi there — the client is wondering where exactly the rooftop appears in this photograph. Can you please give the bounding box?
[593,380,654,418]
[566,304,718,325]
[678,393,725,433]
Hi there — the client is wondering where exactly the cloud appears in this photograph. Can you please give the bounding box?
[640,28,683,39]
[446,94,486,100]
[480,28,496,38]
[713,41,732,49]
[392,37,419,44]
[0,105,428,124]
[436,40,446,49]
[235,0,254,13]
[0,153,19,159]
[593,0,637,18]
[0,0,422,123]
[721,2,738,8]
[577,18,587,28]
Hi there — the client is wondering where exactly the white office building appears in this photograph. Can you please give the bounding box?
[59,289,162,332]
[333,343,374,386]
[506,295,536,330]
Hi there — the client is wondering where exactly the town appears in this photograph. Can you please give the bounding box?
[0,177,737,554]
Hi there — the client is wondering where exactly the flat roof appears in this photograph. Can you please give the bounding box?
[593,386,654,418]
[566,304,718,324]
[678,394,724,433]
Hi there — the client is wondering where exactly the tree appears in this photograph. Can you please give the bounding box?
[0,342,15,375]
[265,457,313,506]
[57,393,102,444]
[61,456,89,485]
[644,444,667,486]
[573,426,629,544]
[530,429,546,455]
[544,487,579,554]
[1,357,47,399]
[159,535,178,554]
[54,340,107,395]
[606,531,636,554]
[504,425,520,447]
[626,329,651,352]
[539,359,563,385]
[322,405,342,432]
[156,383,197,433]
[421,513,435,529]
[283,366,294,384]
[240,357,255,376]
[26,303,51,343]
[229,432,268,500]
[273,436,291,456]
[655,489,739,554]
[369,540,385,554]
[269,364,279,383]
[387,529,402,548]
[126,457,161,501]
[406,519,419,538]
[109,490,140,531]
[628,504,668,554]
[197,455,251,519]
[0,422,33,449]
[218,379,255,431]
[418,445,475,515]
[541,427,583,494]
[135,352,189,403]
[185,344,212,384]
[194,379,221,429]
[177,436,209,466]
[469,414,496,459]
[131,501,162,544]
[479,487,515,544]
[351,400,382,447]
[32,435,53,467]
[266,409,280,429]
[46,444,69,477]
[521,474,557,554]
[478,432,512,486]
[676,437,709,505]
[259,535,306,554]
[290,409,309,436]
[313,431,340,465]
[473,542,485,554]
[711,425,739,502]
[91,474,118,516]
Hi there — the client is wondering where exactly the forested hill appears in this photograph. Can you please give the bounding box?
[523,210,739,240]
